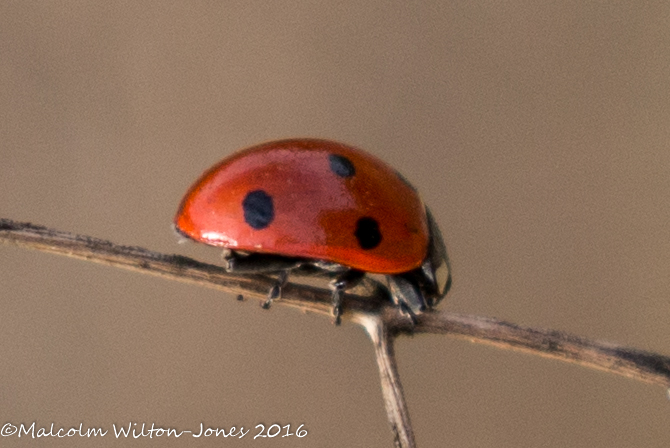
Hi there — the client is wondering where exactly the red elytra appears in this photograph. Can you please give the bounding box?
[175,139,428,274]
[174,138,450,321]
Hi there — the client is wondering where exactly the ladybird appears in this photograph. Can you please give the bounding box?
[174,138,451,324]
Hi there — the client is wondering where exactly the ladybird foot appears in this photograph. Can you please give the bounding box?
[328,270,364,325]
[329,285,343,325]
[261,285,280,309]
[261,270,290,310]
[399,302,419,326]
[331,304,342,325]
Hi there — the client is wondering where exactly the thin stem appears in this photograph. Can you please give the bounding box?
[382,309,670,387]
[3,218,670,447]
[359,315,416,448]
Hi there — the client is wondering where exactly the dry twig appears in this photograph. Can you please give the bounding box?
[2,218,670,447]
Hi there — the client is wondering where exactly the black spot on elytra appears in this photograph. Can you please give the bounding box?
[355,217,382,250]
[329,154,355,178]
[242,190,274,230]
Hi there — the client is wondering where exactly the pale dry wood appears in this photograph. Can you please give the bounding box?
[3,218,670,448]
[360,315,416,448]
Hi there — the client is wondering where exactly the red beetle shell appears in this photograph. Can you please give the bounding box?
[175,139,429,274]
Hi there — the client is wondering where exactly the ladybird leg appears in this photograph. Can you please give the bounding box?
[331,289,343,325]
[221,251,303,310]
[261,269,290,310]
[386,274,427,323]
[329,270,365,325]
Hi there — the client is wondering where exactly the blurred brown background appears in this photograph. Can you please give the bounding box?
[2,1,670,447]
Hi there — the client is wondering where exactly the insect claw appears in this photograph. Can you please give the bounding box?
[332,304,342,326]
[399,302,418,326]
[261,286,278,309]
[261,270,289,310]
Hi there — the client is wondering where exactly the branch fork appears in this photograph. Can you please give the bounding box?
[2,218,669,448]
